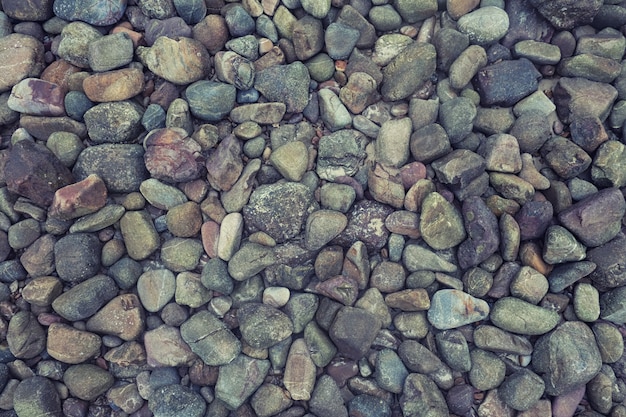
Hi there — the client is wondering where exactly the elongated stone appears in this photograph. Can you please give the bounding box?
[490,297,560,335]
[458,196,499,269]
[428,289,490,330]
[284,338,316,401]
[420,192,466,250]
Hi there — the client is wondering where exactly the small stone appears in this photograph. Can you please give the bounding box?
[86,294,145,341]
[458,196,500,269]
[394,0,437,23]
[161,238,203,272]
[22,275,61,307]
[46,323,101,364]
[592,140,626,187]
[193,15,229,54]
[319,88,352,132]
[269,141,308,181]
[138,36,209,85]
[46,131,85,167]
[166,201,202,238]
[174,271,210,308]
[215,354,270,410]
[51,275,117,321]
[592,322,624,363]
[14,376,62,417]
[339,72,377,115]
[473,324,533,356]
[82,68,144,102]
[420,192,466,250]
[427,289,490,330]
[325,22,359,60]
[490,297,560,335]
[449,45,487,90]
[573,282,600,322]
[558,187,625,247]
[384,289,430,311]
[514,40,561,65]
[432,149,486,187]
[367,163,405,209]
[402,244,457,273]
[490,173,535,205]
[532,321,602,396]
[510,266,549,304]
[107,383,143,414]
[330,306,381,360]
[304,210,348,251]
[369,5,402,32]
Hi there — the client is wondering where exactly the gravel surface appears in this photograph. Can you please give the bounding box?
[0,0,625,416]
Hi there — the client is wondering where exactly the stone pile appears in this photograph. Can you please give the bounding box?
[0,0,624,416]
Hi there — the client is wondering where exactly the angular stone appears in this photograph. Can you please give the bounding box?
[474,58,541,106]
[420,192,466,250]
[490,173,535,205]
[49,174,107,220]
[329,306,381,360]
[530,0,602,29]
[385,289,430,312]
[309,375,349,417]
[5,140,73,207]
[499,369,545,411]
[400,373,448,417]
[540,136,591,180]
[532,321,602,396]
[543,225,586,264]
[592,140,626,188]
[558,187,625,247]
[215,354,270,410]
[367,163,405,209]
[283,338,316,401]
[63,364,113,402]
[7,311,45,359]
[86,294,145,341]
[137,36,209,85]
[431,149,485,187]
[316,129,367,181]
[14,376,61,417]
[336,5,377,49]
[458,196,500,269]
[600,285,626,324]
[144,127,203,183]
[553,77,617,123]
[251,384,293,417]
[269,140,308,182]
[254,62,310,113]
[237,303,293,349]
[144,325,197,367]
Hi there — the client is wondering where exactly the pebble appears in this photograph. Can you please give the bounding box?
[419,192,466,250]
[88,32,134,71]
[428,289,490,330]
[13,376,62,417]
[51,274,117,321]
[457,6,510,45]
[475,58,541,106]
[7,311,46,359]
[309,374,349,417]
[180,310,241,366]
[381,41,436,102]
[144,325,196,367]
[254,61,310,113]
[319,88,352,131]
[161,238,203,272]
[64,364,114,401]
[0,34,44,92]
[490,297,560,335]
[498,369,545,411]
[46,323,101,364]
[149,384,206,417]
[137,36,208,85]
[86,294,144,341]
[251,384,293,417]
[553,76,618,123]
[237,302,293,349]
[400,373,448,417]
[136,269,175,313]
[215,354,270,410]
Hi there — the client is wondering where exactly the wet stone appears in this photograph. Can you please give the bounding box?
[532,321,602,396]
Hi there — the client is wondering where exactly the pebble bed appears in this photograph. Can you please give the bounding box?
[0,0,626,416]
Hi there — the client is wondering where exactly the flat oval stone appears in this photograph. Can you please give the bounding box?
[51,274,118,321]
[428,289,490,330]
[8,78,64,116]
[0,34,45,93]
[186,80,236,122]
[53,0,127,26]
[237,302,293,349]
[82,68,144,102]
[47,323,101,364]
[490,297,560,335]
[144,324,197,367]
[136,269,175,313]
[473,324,534,355]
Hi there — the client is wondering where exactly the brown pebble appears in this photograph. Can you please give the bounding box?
[82,68,145,102]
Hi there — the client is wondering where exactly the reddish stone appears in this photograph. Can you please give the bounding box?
[49,174,107,220]
[5,140,74,207]
[201,221,219,258]
[144,128,204,183]
[400,162,427,189]
[314,275,359,306]
[8,78,65,116]
[40,59,81,94]
[205,134,243,192]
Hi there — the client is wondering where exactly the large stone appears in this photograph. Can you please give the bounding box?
[553,77,617,123]
[0,34,45,93]
[428,289,490,330]
[474,58,541,106]
[137,36,209,85]
[215,354,270,410]
[180,310,240,366]
[529,0,602,29]
[254,62,310,113]
[237,303,293,349]
[490,297,560,335]
[532,321,602,395]
[381,41,436,102]
[419,192,466,250]
[329,306,381,359]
